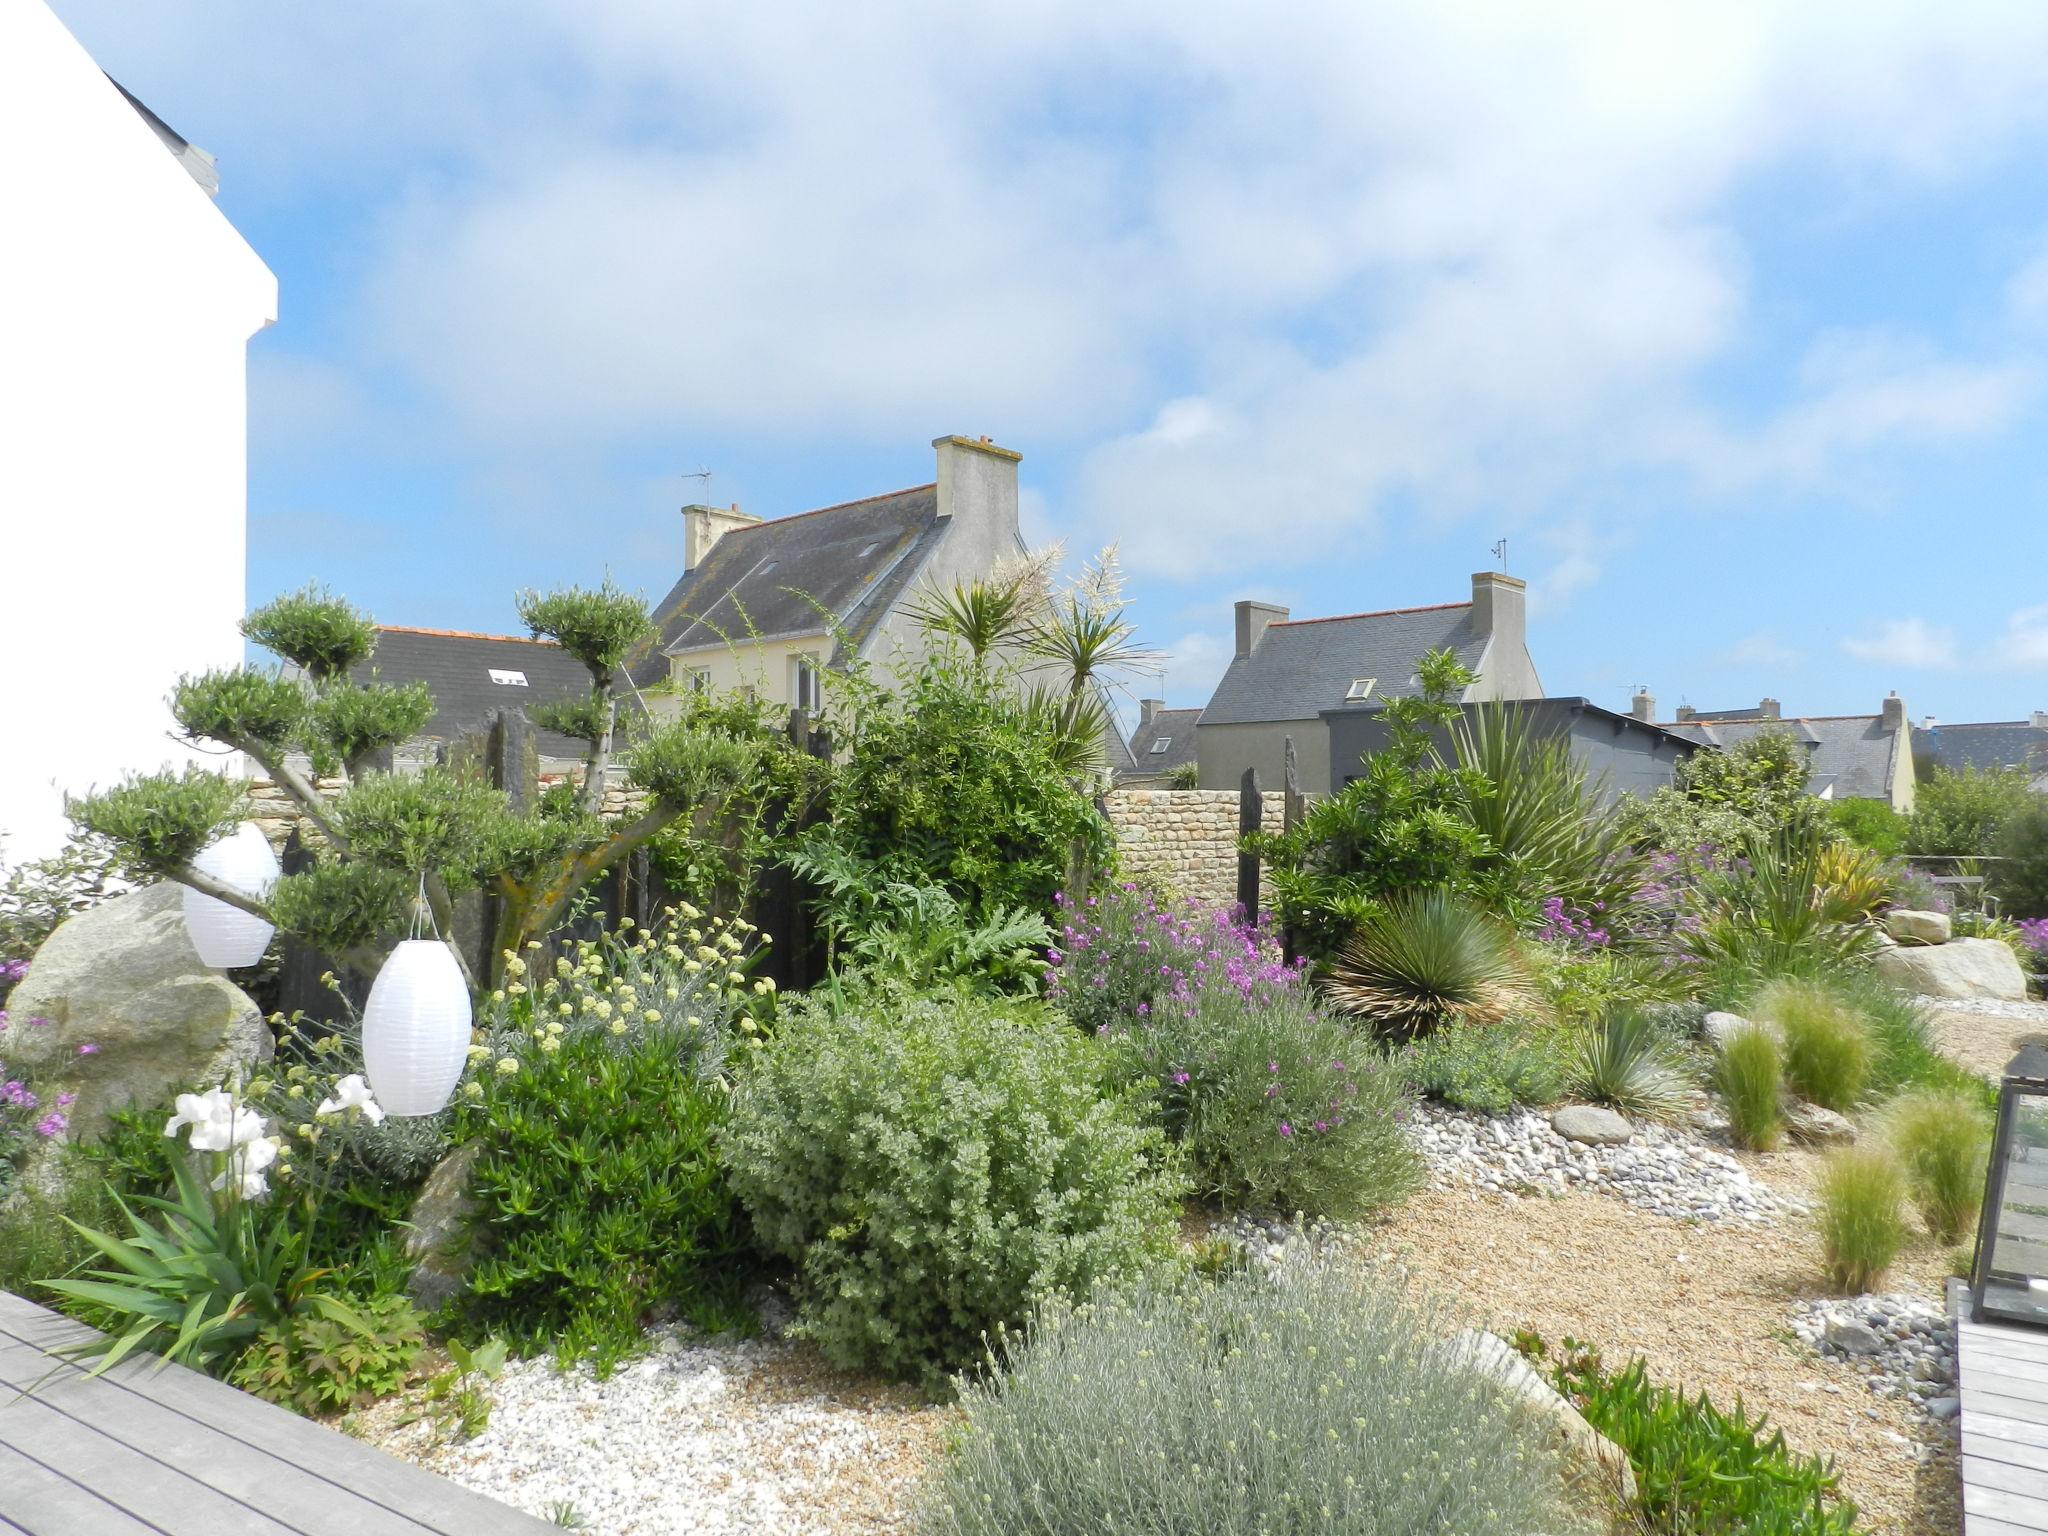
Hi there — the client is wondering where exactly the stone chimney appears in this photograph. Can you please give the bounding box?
[1235,600,1289,659]
[1881,691,1907,732]
[1676,704,1697,723]
[2033,709,2048,730]
[1138,699,1165,733]
[1630,689,1655,723]
[682,503,760,572]
[1757,698,1781,722]
[1469,571,1527,649]
[933,434,1021,540]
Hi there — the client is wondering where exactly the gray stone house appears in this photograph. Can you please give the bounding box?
[1123,702,1202,785]
[1653,693,1918,811]
[1195,572,1544,793]
[345,626,600,777]
[1914,712,2048,793]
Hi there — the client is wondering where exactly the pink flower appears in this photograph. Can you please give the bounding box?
[1278,1122,1293,1137]
[77,1043,100,1056]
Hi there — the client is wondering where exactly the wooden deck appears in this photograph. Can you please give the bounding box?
[1961,1311,2048,1534]
[0,1290,555,1535]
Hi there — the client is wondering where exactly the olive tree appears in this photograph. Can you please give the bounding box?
[69,583,760,989]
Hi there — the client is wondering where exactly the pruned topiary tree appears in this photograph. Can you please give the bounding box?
[68,583,765,989]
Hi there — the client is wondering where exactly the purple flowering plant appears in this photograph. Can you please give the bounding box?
[2020,917,2048,961]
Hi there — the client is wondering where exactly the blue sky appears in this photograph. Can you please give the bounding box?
[55,1,2048,724]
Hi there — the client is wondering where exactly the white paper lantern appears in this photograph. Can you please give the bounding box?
[361,939,472,1117]
[181,823,280,969]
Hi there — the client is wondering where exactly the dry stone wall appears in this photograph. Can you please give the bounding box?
[1104,788,1289,911]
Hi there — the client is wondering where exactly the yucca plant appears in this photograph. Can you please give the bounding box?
[1568,1010,1694,1120]
[1813,842,1892,922]
[1324,890,1527,1037]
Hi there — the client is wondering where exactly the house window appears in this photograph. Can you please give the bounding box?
[488,669,529,687]
[1149,737,1173,754]
[792,654,823,712]
[681,666,711,694]
[1346,678,1376,702]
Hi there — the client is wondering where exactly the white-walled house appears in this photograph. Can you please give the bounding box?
[0,1,276,863]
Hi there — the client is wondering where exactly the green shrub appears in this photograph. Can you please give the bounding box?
[1907,764,2034,859]
[930,1263,1573,1536]
[1618,729,1834,859]
[1758,980,1874,1111]
[1992,797,2048,919]
[1325,890,1526,1036]
[229,1292,423,1415]
[449,1019,742,1375]
[1884,1088,1992,1243]
[1107,980,1421,1218]
[1717,1025,1784,1152]
[1533,1336,1856,1534]
[1825,797,1908,857]
[1816,1145,1908,1292]
[1396,1019,1569,1114]
[1569,1010,1694,1120]
[1679,832,1876,989]
[1535,942,1693,1026]
[725,995,1182,1391]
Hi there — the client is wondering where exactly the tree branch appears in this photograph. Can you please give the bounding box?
[527,800,684,938]
[169,864,276,923]
[232,737,352,855]
[579,677,618,819]
[421,872,478,992]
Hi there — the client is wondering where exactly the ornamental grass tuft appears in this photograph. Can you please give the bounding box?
[1884,1088,1993,1244]
[1716,1023,1785,1152]
[1817,1144,1908,1293]
[928,1261,1573,1536]
[1757,980,1873,1112]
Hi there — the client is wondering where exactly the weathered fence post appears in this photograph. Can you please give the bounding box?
[1280,736,1306,960]
[1237,766,1262,917]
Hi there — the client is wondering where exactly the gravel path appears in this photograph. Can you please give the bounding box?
[1792,1293,1958,1421]
[362,1330,948,1535]
[1923,994,2048,1082]
[1411,1103,1799,1224]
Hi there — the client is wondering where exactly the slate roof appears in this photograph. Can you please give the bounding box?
[631,486,946,687]
[1663,714,1904,801]
[1201,603,1489,727]
[1915,721,2048,779]
[354,627,599,763]
[1125,708,1203,777]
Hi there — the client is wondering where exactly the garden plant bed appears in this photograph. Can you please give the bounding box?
[1360,1165,1963,1536]
[357,1328,951,1535]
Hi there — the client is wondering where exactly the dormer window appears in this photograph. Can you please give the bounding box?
[1346,678,1376,702]
[488,669,529,686]
[1150,737,1172,754]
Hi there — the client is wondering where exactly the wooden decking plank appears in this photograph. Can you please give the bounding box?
[1972,1363,2048,1399]
[1965,1387,2048,1427]
[1967,1412,2048,1454]
[0,1378,303,1536]
[0,1296,554,1535]
[0,1438,165,1535]
[1965,1481,2048,1530]
[1964,1325,2048,1362]
[0,1336,428,1536]
[1969,1430,2048,1473]
[1967,1455,2048,1504]
[1964,1519,2046,1536]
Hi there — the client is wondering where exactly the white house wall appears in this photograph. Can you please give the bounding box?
[0,1,276,863]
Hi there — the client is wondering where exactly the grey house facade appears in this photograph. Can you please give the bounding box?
[1122,702,1202,785]
[1196,572,1543,794]
[1322,696,1699,799]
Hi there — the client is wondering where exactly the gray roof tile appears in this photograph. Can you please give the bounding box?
[1201,603,1488,726]
[1663,715,1903,801]
[1915,721,2048,777]
[355,628,597,762]
[1125,708,1203,774]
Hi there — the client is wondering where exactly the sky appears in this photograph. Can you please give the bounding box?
[52,0,2048,726]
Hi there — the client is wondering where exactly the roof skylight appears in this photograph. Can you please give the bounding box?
[488,669,529,686]
[1149,737,1172,754]
[1345,678,1376,701]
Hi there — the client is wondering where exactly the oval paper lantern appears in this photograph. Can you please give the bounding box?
[181,823,280,969]
[361,939,472,1117]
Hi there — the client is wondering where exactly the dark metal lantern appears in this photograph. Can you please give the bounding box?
[1970,1043,2048,1326]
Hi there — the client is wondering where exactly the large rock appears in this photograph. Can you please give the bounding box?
[405,1143,483,1313]
[1702,1010,1774,1051]
[1551,1105,1634,1146]
[1875,937,2028,1002]
[1785,1102,1857,1146]
[1882,909,1952,947]
[3,883,270,1139]
[1446,1329,1637,1504]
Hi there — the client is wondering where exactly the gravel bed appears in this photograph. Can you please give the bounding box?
[1915,995,2048,1022]
[1791,1294,1959,1423]
[380,1328,944,1535]
[1412,1104,1799,1224]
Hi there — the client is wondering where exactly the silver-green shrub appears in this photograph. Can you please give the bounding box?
[725,994,1184,1392]
[929,1261,1572,1536]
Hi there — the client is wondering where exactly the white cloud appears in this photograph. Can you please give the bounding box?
[1842,617,1960,669]
[1714,631,1807,670]
[2003,604,2048,668]
[51,0,2048,574]
[1160,627,1235,709]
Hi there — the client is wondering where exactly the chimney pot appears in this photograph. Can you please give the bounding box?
[1881,691,1907,732]
[1630,689,1655,723]
[682,502,760,571]
[1676,704,1698,723]
[1138,698,1164,731]
[1757,698,1780,721]
[932,434,1022,535]
[1234,600,1288,659]
[2033,709,2048,730]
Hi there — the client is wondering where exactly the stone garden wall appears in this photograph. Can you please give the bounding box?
[1103,788,1289,911]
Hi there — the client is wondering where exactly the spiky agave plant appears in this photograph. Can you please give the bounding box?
[1567,1010,1694,1120]
[1324,890,1528,1037]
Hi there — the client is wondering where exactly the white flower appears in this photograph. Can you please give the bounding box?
[314,1074,385,1126]
[211,1135,280,1200]
[164,1088,268,1152]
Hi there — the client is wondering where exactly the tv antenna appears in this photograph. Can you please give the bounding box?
[681,467,713,496]
[1490,537,1508,572]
